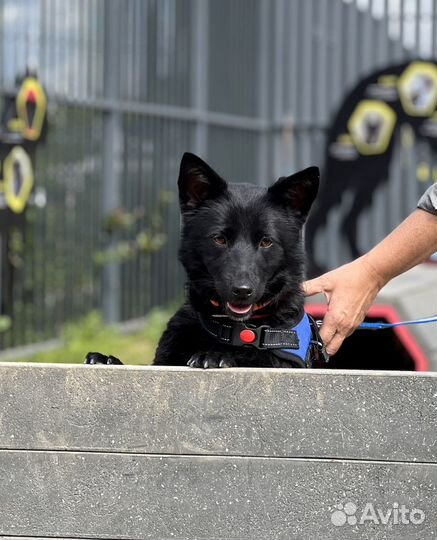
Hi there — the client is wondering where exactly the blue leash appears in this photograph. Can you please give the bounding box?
[315,315,437,330]
[358,315,437,330]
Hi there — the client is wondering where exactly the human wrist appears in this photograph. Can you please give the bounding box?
[358,253,388,292]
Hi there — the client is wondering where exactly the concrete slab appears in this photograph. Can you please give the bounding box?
[0,363,435,539]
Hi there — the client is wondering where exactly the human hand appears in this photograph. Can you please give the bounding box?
[303,257,385,355]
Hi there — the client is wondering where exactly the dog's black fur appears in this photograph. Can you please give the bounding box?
[152,153,320,368]
[85,153,320,368]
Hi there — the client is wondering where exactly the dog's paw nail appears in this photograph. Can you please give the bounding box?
[220,357,237,368]
[203,360,209,369]
[107,355,123,365]
[219,358,234,368]
[188,356,202,368]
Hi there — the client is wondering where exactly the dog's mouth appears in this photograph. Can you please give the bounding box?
[226,303,253,315]
[210,299,272,319]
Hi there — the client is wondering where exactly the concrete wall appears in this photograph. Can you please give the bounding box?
[0,363,436,539]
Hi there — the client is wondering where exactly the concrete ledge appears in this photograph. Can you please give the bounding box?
[0,363,436,539]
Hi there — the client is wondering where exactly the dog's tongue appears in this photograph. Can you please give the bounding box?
[226,302,252,315]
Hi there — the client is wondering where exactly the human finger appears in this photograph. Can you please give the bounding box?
[302,278,325,297]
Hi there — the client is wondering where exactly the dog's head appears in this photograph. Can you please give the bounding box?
[178,152,319,321]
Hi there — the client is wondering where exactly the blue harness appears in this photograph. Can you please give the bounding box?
[199,311,327,368]
[271,312,314,368]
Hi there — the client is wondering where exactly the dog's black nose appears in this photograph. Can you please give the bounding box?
[231,285,253,299]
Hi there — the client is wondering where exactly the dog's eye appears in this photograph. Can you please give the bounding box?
[259,237,273,248]
[212,234,227,246]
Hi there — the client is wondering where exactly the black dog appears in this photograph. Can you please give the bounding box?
[86,152,327,369]
[154,152,326,368]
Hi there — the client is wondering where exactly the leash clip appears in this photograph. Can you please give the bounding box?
[311,339,330,364]
[308,315,330,364]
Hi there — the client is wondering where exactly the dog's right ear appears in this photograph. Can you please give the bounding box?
[178,152,228,210]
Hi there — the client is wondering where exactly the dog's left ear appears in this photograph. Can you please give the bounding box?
[268,166,319,219]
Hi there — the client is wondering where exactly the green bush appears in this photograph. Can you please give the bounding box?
[25,308,174,364]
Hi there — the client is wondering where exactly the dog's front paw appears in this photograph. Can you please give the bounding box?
[85,352,124,365]
[187,351,237,369]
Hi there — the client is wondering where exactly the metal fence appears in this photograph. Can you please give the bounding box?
[0,0,435,349]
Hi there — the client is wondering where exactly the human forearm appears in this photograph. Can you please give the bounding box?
[363,208,437,286]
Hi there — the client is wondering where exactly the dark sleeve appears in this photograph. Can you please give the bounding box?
[417,184,437,215]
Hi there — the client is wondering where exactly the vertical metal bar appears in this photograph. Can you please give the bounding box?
[399,0,406,53]
[73,0,79,98]
[191,0,208,157]
[257,0,269,186]
[272,0,285,178]
[273,0,284,124]
[314,0,328,125]
[88,0,95,97]
[127,0,134,100]
[423,0,433,58]
[387,0,398,61]
[301,0,313,126]
[59,0,66,95]
[345,0,359,91]
[140,0,148,102]
[288,0,298,123]
[134,0,141,100]
[138,114,146,314]
[378,0,390,64]
[331,0,343,108]
[299,0,314,170]
[432,0,437,56]
[413,0,419,55]
[101,0,123,323]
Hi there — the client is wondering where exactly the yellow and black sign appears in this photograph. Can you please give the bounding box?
[0,73,48,321]
[308,60,437,275]
[347,100,397,155]
[7,76,47,141]
[398,62,437,117]
[0,146,34,214]
[0,73,47,215]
